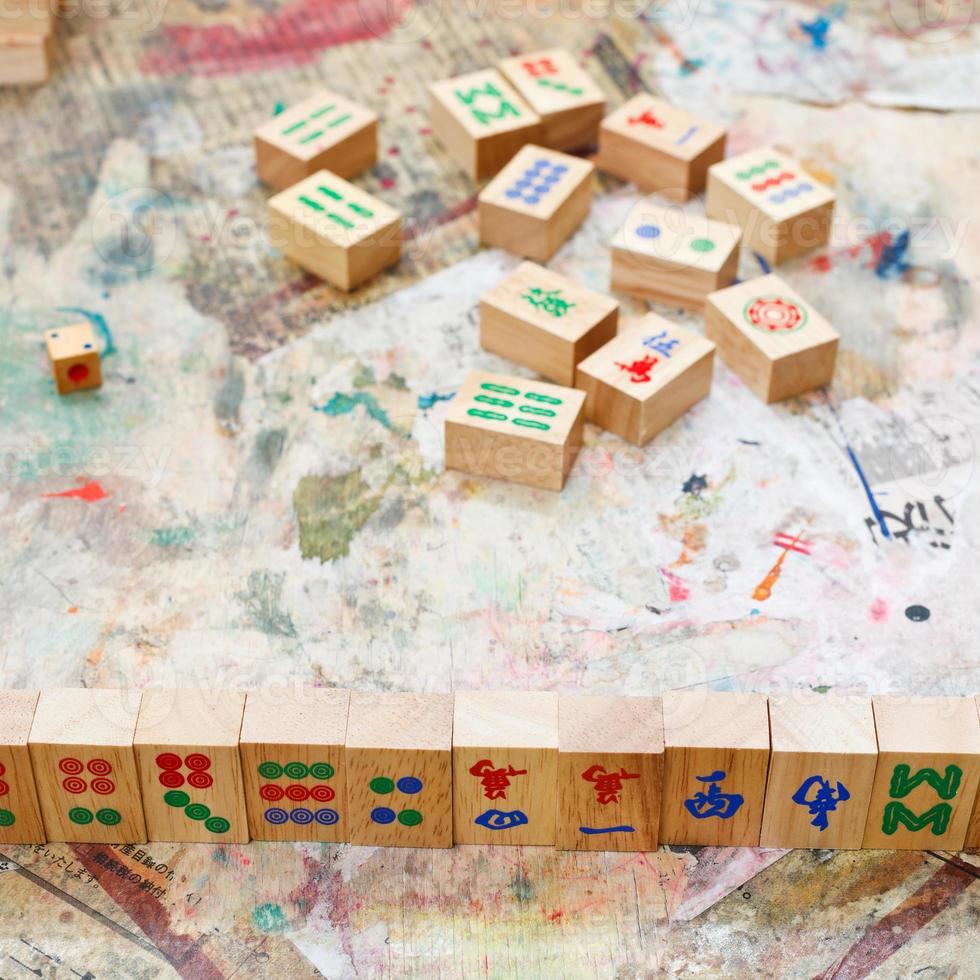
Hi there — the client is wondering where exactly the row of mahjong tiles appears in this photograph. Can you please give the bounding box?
[2,688,980,852]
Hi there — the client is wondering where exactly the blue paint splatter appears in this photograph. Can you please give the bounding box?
[315,391,406,434]
[417,390,455,411]
[57,308,116,357]
[800,4,843,49]
[752,253,772,275]
[847,444,889,539]
[875,229,911,280]
[800,15,832,48]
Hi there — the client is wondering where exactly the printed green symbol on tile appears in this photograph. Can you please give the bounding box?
[398,809,423,827]
[0,809,15,827]
[297,184,375,230]
[69,807,93,825]
[512,418,550,430]
[690,238,715,252]
[889,764,962,801]
[205,816,231,834]
[310,763,335,780]
[454,83,521,125]
[519,405,555,417]
[522,287,575,318]
[524,391,561,405]
[536,78,583,95]
[282,103,353,140]
[370,776,395,794]
[480,383,519,396]
[881,801,952,836]
[186,803,210,821]
[164,790,190,808]
[468,409,508,422]
[284,762,309,780]
[475,395,513,407]
[258,762,283,780]
[96,808,121,826]
[735,160,779,180]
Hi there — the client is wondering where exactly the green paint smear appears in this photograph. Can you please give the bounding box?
[236,570,297,637]
[315,391,408,437]
[252,902,288,933]
[152,525,195,548]
[511,869,533,903]
[293,470,384,562]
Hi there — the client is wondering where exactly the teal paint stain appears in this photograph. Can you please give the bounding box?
[418,391,455,411]
[510,869,533,903]
[152,525,195,548]
[315,391,408,436]
[252,902,288,933]
[273,102,286,115]
[57,308,116,357]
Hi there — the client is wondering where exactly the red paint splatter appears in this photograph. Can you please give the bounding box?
[140,0,409,77]
[809,232,893,274]
[662,569,691,602]
[43,481,110,503]
[870,598,888,622]
[67,606,78,614]
[546,908,564,922]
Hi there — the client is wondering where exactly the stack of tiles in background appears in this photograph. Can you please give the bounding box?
[453,692,558,846]
[478,145,594,262]
[429,68,541,180]
[705,274,839,403]
[268,171,401,291]
[254,89,378,191]
[575,314,714,446]
[480,261,618,386]
[706,147,835,265]
[0,691,44,844]
[28,689,146,843]
[598,95,726,201]
[134,689,249,843]
[345,692,454,847]
[556,695,664,851]
[497,48,605,151]
[610,202,742,311]
[443,370,586,491]
[240,689,350,842]
[0,0,54,85]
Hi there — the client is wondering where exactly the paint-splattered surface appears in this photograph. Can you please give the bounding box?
[2,0,980,976]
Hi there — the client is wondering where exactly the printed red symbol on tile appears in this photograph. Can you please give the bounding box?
[615,354,658,383]
[468,759,528,801]
[260,784,285,802]
[628,110,664,128]
[581,764,640,805]
[59,758,84,776]
[522,57,558,77]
